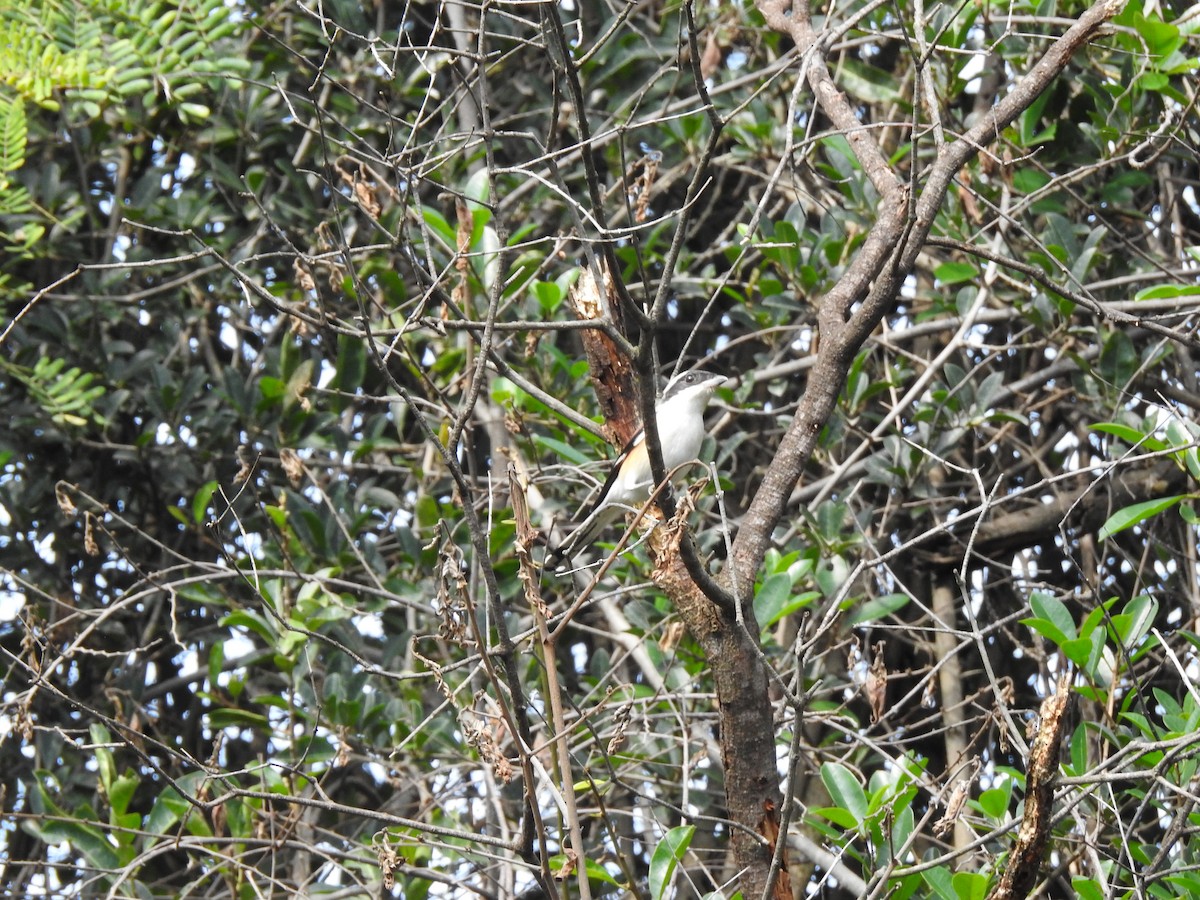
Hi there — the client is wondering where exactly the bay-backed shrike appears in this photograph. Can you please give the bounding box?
[552,370,728,563]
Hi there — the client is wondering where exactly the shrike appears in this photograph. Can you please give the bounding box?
[553,370,728,563]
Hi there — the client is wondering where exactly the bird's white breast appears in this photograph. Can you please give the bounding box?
[658,392,709,472]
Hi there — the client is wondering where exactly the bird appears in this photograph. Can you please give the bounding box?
[551,369,728,564]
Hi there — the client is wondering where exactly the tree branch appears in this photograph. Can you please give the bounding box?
[736,0,1125,587]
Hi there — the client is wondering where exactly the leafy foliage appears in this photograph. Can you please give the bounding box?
[1,0,1199,897]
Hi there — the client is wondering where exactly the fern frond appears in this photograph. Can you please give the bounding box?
[1,355,109,428]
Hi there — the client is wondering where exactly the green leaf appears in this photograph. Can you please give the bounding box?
[532,279,564,312]
[1012,168,1049,194]
[648,825,694,900]
[934,262,979,285]
[31,816,123,870]
[259,376,285,405]
[220,609,277,644]
[814,805,861,829]
[332,334,367,406]
[464,166,491,207]
[1089,421,1167,452]
[1067,722,1089,776]
[952,871,990,900]
[849,593,910,625]
[977,785,1011,820]
[1061,628,1105,673]
[90,723,116,792]
[1098,496,1186,540]
[838,57,905,102]
[891,804,915,857]
[1134,283,1200,301]
[192,480,219,525]
[820,762,867,824]
[207,640,226,688]
[207,707,270,730]
[922,866,958,900]
[284,358,314,408]
[178,102,211,122]
[889,873,926,900]
[1098,329,1138,390]
[1081,597,1122,643]
[1018,89,1055,146]
[754,573,816,629]
[27,779,122,870]
[0,96,27,175]
[1136,15,1182,58]
[533,433,593,466]
[1074,624,1108,665]
[108,772,140,820]
[1025,592,1077,644]
[1111,594,1158,649]
[1119,710,1158,740]
[1165,873,1200,896]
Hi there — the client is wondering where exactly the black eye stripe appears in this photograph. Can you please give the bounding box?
[665,371,721,395]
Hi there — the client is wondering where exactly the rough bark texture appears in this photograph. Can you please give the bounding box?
[988,676,1073,900]
[569,265,640,447]
[653,542,790,899]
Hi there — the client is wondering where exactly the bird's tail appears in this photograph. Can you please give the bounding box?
[547,504,624,570]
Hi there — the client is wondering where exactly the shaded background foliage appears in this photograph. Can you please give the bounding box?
[1,0,1199,897]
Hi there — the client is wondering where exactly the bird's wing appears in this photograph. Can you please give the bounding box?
[550,426,645,563]
[572,425,645,521]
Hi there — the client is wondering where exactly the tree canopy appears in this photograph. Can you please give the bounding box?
[2,0,1200,897]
